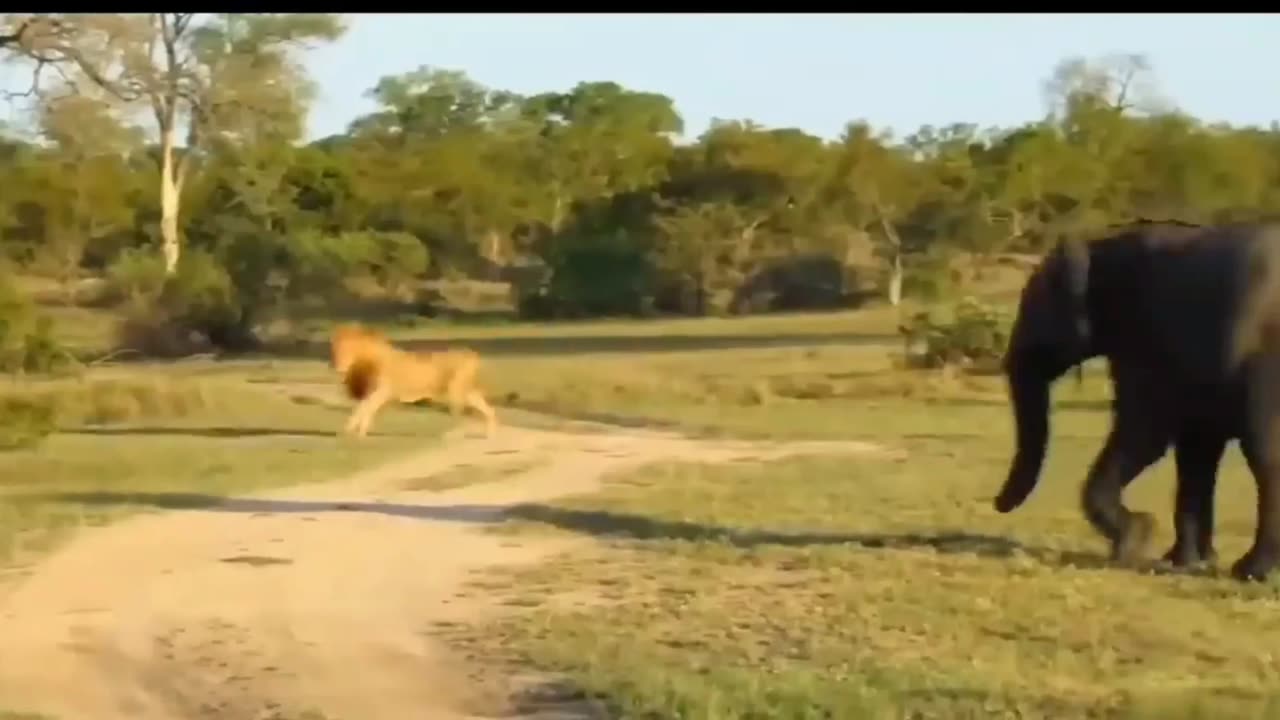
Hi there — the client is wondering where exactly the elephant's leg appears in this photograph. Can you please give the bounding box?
[1162,432,1227,567]
[1234,363,1280,581]
[1081,413,1170,565]
[1234,435,1280,582]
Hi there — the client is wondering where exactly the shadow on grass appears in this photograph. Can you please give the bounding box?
[65,426,342,439]
[503,503,1210,578]
[29,491,509,523]
[0,711,56,720]
[254,330,900,362]
[920,396,1110,412]
[505,680,607,720]
[63,426,434,439]
[27,491,1206,579]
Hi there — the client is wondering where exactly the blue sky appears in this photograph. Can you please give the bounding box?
[1,14,1276,143]
[303,13,1280,142]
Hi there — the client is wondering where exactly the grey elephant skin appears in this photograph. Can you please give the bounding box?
[995,219,1280,583]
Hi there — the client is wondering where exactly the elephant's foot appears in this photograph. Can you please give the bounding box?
[1231,545,1279,583]
[1110,511,1155,565]
[1161,542,1217,568]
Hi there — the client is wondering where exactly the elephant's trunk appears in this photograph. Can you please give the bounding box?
[994,372,1051,513]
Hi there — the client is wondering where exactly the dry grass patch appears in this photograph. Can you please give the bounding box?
[0,375,223,450]
[478,345,1111,442]
[402,455,551,493]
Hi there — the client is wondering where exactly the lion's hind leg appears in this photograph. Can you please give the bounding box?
[463,389,498,438]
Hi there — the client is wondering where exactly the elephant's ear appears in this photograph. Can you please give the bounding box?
[1058,237,1091,344]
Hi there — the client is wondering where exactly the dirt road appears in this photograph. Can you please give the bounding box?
[0,418,895,720]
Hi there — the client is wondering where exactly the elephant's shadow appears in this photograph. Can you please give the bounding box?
[29,490,1217,579]
[504,504,1219,578]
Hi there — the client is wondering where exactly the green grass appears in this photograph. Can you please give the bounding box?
[22,278,1280,718]
[0,371,452,570]
[445,374,1280,719]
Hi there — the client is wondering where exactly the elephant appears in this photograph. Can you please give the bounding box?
[993,219,1280,582]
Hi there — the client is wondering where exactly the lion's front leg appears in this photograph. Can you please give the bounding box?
[346,388,390,438]
[341,408,361,436]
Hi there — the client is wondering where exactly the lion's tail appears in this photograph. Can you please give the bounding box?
[343,357,380,401]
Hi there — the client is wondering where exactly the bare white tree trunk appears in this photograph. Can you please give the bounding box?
[155,13,194,276]
[159,133,181,275]
[550,192,564,233]
[484,228,504,265]
[887,251,903,306]
[876,206,904,307]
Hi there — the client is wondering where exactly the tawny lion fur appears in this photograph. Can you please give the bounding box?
[329,323,497,439]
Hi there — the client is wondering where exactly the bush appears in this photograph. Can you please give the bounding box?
[515,287,560,321]
[165,249,244,336]
[105,247,168,306]
[284,229,429,303]
[0,271,77,375]
[112,230,432,357]
[115,304,209,358]
[285,229,369,302]
[531,223,654,319]
[901,248,961,303]
[0,393,57,450]
[898,296,1013,373]
[113,249,247,357]
[364,231,429,299]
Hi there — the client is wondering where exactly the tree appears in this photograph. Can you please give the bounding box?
[341,67,533,275]
[3,13,345,274]
[520,81,683,232]
[824,121,923,306]
[25,95,142,299]
[641,122,824,314]
[349,65,520,141]
[1026,55,1168,243]
[1043,53,1169,119]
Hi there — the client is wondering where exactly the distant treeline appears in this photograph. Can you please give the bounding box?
[2,17,1279,347]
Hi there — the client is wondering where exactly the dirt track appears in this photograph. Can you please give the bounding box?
[0,417,896,720]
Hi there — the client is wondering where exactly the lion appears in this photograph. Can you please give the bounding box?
[329,323,498,439]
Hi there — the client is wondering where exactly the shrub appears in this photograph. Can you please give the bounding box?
[17,315,75,374]
[901,248,961,303]
[113,229,431,357]
[164,249,243,336]
[115,304,209,358]
[105,247,168,306]
[0,271,77,375]
[898,296,1013,373]
[284,229,428,304]
[285,229,370,302]
[0,393,57,450]
[112,249,246,357]
[364,230,429,299]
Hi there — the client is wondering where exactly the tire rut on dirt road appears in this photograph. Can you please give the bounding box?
[0,419,899,720]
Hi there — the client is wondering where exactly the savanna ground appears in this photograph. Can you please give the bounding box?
[3,274,1280,719]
